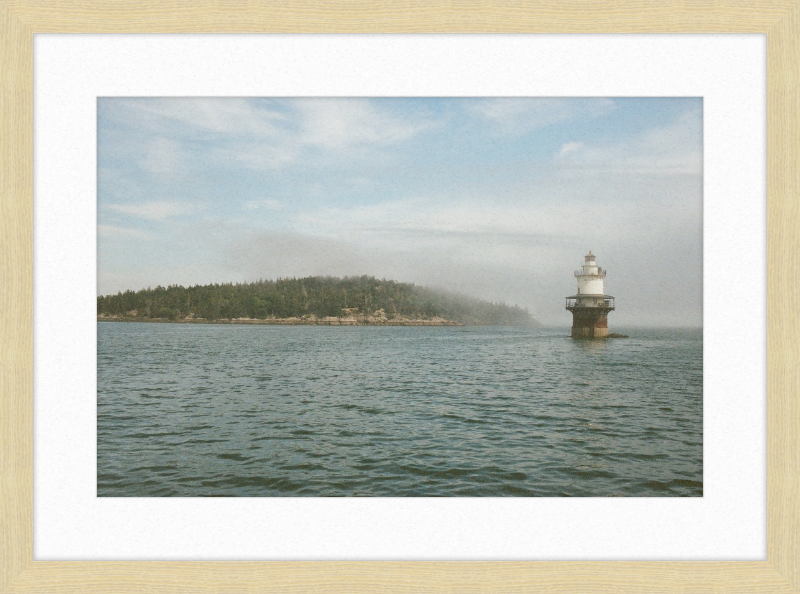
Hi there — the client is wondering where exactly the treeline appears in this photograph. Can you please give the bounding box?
[97,276,538,326]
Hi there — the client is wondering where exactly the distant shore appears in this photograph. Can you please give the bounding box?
[96,276,537,327]
[97,314,462,326]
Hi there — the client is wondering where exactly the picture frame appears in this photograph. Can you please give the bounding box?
[1,1,796,592]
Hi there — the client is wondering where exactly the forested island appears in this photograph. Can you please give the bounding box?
[97,275,538,326]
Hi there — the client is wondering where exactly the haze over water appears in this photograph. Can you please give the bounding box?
[98,323,702,497]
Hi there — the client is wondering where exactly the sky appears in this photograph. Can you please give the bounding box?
[97,97,702,327]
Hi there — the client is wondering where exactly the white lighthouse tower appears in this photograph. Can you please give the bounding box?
[565,251,615,338]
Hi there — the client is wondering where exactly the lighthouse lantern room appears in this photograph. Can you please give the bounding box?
[565,251,615,338]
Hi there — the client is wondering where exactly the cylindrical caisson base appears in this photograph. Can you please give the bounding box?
[568,307,612,339]
[571,326,609,338]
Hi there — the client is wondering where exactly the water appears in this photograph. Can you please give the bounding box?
[97,323,702,497]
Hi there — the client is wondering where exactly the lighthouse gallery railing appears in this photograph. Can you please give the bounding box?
[574,269,607,277]
[565,297,615,309]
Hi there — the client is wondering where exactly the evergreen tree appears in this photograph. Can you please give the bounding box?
[97,276,539,326]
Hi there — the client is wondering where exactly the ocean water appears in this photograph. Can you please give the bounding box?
[97,323,702,497]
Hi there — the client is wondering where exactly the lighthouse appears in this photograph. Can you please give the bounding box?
[565,251,615,338]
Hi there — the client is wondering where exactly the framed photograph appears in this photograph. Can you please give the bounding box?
[2,2,796,592]
[94,95,703,500]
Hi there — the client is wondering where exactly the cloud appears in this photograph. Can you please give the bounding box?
[106,201,195,221]
[294,99,437,149]
[97,224,149,239]
[471,98,615,135]
[243,199,283,211]
[293,177,700,260]
[555,108,702,175]
[206,100,439,171]
[212,143,299,171]
[559,142,584,157]
[105,98,440,173]
[116,98,285,137]
[138,137,187,174]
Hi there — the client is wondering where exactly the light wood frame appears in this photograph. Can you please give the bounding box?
[1,1,797,592]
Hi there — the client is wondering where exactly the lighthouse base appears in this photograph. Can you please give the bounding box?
[571,326,609,338]
[567,305,612,339]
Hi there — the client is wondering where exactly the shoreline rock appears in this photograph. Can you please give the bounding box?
[96,314,462,327]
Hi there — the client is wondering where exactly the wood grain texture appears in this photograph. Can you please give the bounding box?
[767,2,800,592]
[1,0,799,32]
[1,1,798,592]
[1,561,799,594]
[0,1,33,593]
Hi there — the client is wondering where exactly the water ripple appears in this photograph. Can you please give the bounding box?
[98,324,702,497]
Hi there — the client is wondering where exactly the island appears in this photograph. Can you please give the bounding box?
[97,275,539,327]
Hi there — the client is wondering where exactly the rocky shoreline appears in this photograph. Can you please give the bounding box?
[97,313,462,326]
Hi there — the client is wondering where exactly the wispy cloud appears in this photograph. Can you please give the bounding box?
[294,188,697,252]
[106,201,195,221]
[106,98,440,173]
[294,99,437,149]
[555,108,702,174]
[98,224,150,239]
[213,143,299,171]
[243,199,283,211]
[559,142,585,157]
[119,98,285,137]
[471,98,615,135]
[138,138,187,174]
